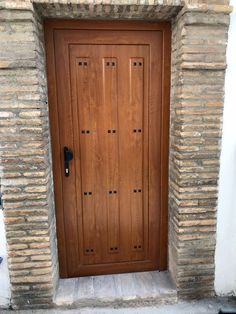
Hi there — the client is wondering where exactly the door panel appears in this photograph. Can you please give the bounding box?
[72,45,149,266]
[45,21,170,278]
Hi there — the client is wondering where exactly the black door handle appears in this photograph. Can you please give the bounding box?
[64,146,73,177]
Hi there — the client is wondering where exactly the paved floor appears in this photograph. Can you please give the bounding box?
[55,271,177,307]
[1,298,236,314]
[1,270,235,313]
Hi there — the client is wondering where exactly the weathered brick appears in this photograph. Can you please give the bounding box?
[169,6,230,298]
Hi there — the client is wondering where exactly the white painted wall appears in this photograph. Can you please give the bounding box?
[0,210,10,308]
[215,0,236,297]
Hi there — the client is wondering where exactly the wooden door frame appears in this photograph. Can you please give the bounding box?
[44,20,171,276]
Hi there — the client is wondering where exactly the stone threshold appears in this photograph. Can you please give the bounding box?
[54,270,177,308]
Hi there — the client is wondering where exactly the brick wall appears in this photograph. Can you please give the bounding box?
[169,8,230,298]
[0,3,58,309]
[0,0,231,309]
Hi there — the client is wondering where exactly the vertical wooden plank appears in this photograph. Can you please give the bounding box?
[117,46,132,261]
[118,46,149,263]
[75,46,98,265]
[129,57,145,261]
[93,46,112,265]
[102,55,120,261]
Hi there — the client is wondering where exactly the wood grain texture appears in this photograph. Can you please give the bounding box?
[44,20,171,278]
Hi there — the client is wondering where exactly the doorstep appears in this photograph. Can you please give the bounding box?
[54,270,177,308]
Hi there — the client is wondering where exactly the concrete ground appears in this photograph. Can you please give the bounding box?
[1,298,236,314]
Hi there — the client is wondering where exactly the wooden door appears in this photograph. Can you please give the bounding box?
[45,21,170,278]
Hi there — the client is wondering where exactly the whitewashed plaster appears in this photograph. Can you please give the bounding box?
[0,210,10,308]
[215,0,236,297]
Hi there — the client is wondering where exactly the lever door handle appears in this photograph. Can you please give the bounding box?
[64,146,73,177]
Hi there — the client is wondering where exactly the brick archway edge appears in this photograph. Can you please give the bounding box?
[0,0,232,309]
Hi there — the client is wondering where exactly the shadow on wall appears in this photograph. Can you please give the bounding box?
[0,210,11,308]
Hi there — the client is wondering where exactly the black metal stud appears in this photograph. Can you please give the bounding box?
[78,61,88,67]
[132,61,143,67]
[81,130,90,134]
[134,245,142,250]
[85,248,94,254]
[84,192,92,196]
[109,190,117,195]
